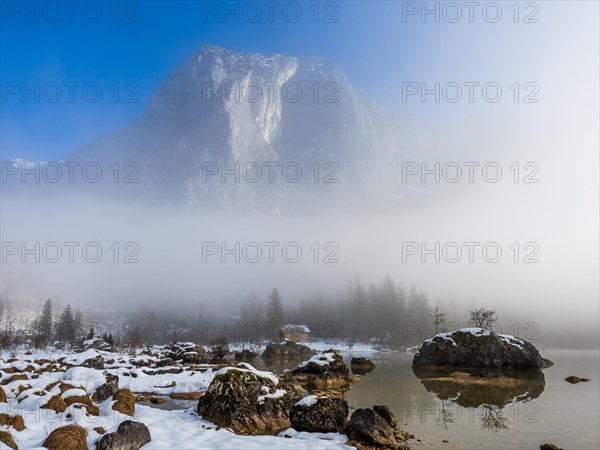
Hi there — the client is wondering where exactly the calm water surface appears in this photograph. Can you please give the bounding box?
[346,350,600,449]
[145,350,599,449]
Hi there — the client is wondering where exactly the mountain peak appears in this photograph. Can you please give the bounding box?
[72,45,414,212]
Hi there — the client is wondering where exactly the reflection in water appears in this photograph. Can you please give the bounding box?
[480,406,509,432]
[413,368,545,408]
[345,351,598,449]
[413,368,545,432]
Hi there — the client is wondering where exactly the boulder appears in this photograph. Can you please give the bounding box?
[287,351,350,390]
[83,338,112,352]
[373,405,397,428]
[540,445,563,450]
[96,420,151,450]
[168,342,211,364]
[92,373,120,403]
[234,349,259,361]
[154,358,175,368]
[351,357,376,375]
[290,396,348,433]
[82,353,105,370]
[413,328,551,370]
[197,363,300,435]
[346,408,397,448]
[261,341,316,359]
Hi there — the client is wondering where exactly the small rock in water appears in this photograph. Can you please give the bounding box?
[564,376,590,384]
[540,444,563,450]
[350,357,376,375]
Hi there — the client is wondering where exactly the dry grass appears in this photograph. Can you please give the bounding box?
[34,359,54,366]
[72,403,101,416]
[170,392,201,400]
[62,395,100,416]
[0,413,26,431]
[44,380,60,391]
[93,427,106,435]
[0,430,18,450]
[57,383,78,394]
[64,395,92,407]
[17,384,31,395]
[1,374,28,385]
[112,388,135,416]
[42,395,67,413]
[43,425,88,450]
[0,386,6,403]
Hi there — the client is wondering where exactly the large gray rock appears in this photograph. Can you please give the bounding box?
[197,363,300,435]
[287,351,350,390]
[412,328,551,370]
[96,421,151,450]
[346,408,397,448]
[290,396,348,433]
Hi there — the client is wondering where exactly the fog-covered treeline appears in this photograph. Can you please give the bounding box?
[1,273,598,350]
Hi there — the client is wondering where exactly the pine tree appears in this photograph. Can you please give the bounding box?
[428,305,447,334]
[56,304,75,343]
[36,299,54,347]
[266,288,285,339]
[73,310,83,342]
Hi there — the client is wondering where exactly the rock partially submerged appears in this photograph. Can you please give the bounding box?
[261,340,316,360]
[286,351,350,390]
[96,420,151,450]
[197,363,300,435]
[564,376,590,384]
[289,396,348,433]
[413,328,552,370]
[351,357,376,375]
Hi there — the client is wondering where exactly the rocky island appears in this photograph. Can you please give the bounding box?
[412,327,553,370]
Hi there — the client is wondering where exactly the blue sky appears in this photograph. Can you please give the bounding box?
[1,1,436,160]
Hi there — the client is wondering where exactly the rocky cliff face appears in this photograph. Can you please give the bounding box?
[72,45,417,213]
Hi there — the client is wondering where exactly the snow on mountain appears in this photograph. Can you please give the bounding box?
[3,46,419,213]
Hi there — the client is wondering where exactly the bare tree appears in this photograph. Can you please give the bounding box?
[469,308,497,330]
[428,306,446,334]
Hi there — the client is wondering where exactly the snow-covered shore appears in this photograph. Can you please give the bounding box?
[0,345,365,449]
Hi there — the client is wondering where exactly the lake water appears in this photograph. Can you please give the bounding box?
[345,349,600,449]
[145,349,599,449]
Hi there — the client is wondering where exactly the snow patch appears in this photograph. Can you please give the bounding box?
[295,395,319,407]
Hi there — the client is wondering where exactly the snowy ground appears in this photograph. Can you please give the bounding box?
[0,345,365,449]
